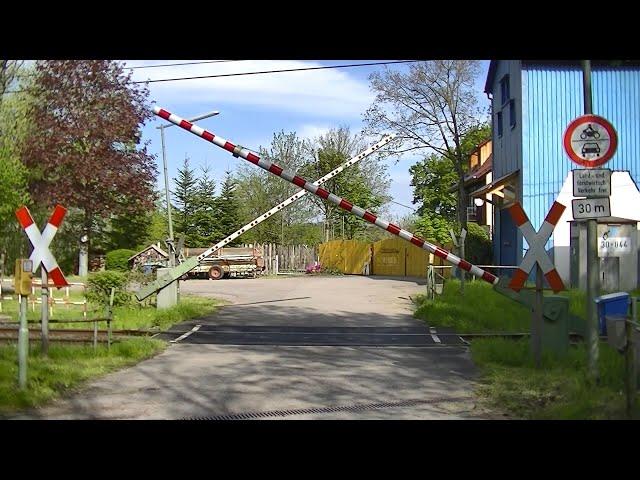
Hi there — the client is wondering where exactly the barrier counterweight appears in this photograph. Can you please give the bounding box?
[152,106,499,287]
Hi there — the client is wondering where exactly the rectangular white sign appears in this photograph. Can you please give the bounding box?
[572,197,611,219]
[599,237,632,256]
[572,169,611,197]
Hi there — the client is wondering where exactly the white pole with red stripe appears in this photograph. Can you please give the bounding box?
[153,105,499,286]
[507,201,566,293]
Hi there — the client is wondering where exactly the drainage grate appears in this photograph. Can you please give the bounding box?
[184,396,473,420]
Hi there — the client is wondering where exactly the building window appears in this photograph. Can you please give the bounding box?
[509,99,516,128]
[497,112,503,137]
[500,74,510,105]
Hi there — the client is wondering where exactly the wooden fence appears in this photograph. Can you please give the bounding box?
[318,238,453,279]
[241,244,318,274]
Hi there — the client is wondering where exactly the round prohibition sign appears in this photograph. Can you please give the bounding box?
[563,114,617,168]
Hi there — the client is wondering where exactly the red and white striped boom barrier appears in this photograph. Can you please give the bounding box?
[507,201,566,293]
[151,106,499,286]
[189,133,395,264]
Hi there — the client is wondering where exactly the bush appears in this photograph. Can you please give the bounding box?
[105,249,135,271]
[464,222,493,265]
[86,271,132,307]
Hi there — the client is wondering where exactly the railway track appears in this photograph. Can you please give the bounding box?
[0,326,155,344]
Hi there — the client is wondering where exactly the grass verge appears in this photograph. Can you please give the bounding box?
[414,280,640,419]
[0,338,165,416]
[1,294,222,331]
[0,295,221,415]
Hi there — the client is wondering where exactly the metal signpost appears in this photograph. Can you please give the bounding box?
[507,201,566,367]
[563,60,619,381]
[15,205,69,358]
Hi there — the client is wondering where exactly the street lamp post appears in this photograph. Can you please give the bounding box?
[156,110,219,267]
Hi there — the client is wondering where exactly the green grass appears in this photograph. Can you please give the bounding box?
[413,280,640,419]
[0,338,166,416]
[1,293,222,331]
[413,280,531,333]
[0,294,222,415]
[472,339,640,419]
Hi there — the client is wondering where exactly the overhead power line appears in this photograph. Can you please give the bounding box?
[125,60,243,70]
[133,60,420,84]
[2,60,420,95]
[387,200,418,212]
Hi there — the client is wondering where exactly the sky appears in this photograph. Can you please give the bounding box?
[125,60,491,220]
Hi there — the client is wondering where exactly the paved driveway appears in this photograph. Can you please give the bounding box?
[13,275,495,420]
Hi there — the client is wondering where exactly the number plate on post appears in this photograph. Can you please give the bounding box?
[572,197,611,219]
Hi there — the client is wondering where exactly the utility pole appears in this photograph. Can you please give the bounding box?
[582,60,600,382]
[40,268,49,356]
[157,109,220,268]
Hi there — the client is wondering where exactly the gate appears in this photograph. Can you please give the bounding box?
[319,240,371,274]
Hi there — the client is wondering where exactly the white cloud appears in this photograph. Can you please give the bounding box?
[296,124,332,141]
[124,60,375,119]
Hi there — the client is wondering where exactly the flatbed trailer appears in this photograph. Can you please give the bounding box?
[181,246,265,280]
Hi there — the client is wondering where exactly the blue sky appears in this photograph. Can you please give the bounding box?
[126,60,491,220]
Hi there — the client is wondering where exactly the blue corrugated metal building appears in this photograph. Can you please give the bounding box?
[483,60,640,281]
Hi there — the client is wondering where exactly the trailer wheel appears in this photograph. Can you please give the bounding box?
[209,265,224,280]
[223,272,231,279]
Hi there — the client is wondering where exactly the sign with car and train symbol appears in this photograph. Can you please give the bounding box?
[563,114,617,168]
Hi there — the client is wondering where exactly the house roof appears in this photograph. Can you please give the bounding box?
[469,169,519,198]
[128,244,168,262]
[464,154,492,183]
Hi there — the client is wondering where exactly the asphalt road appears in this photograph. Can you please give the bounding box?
[13,275,497,420]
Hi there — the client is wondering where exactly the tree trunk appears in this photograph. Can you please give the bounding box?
[458,177,468,230]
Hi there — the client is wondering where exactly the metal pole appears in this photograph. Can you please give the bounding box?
[533,263,543,368]
[160,126,175,267]
[460,232,466,296]
[625,314,634,418]
[582,60,600,382]
[18,294,28,390]
[41,268,49,356]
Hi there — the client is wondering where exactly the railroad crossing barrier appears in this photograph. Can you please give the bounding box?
[137,127,397,301]
[137,106,499,301]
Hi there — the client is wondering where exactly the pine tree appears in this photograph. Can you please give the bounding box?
[172,156,199,246]
[216,170,242,246]
[192,164,220,247]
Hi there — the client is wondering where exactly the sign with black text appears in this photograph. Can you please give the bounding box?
[598,226,632,256]
[572,168,611,197]
[572,197,611,219]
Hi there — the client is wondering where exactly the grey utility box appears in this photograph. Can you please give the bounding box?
[570,217,638,292]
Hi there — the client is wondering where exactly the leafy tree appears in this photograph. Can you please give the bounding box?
[413,215,454,247]
[302,126,390,242]
[235,131,315,244]
[105,248,136,271]
[0,65,31,265]
[364,60,486,230]
[0,60,23,100]
[20,60,157,268]
[409,154,457,220]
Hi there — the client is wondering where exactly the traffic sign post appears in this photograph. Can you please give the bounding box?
[507,201,566,368]
[563,114,618,168]
[572,197,611,220]
[572,168,611,197]
[15,204,69,358]
[567,60,621,381]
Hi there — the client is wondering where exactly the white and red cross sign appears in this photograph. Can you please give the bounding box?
[15,204,69,287]
[508,201,566,293]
